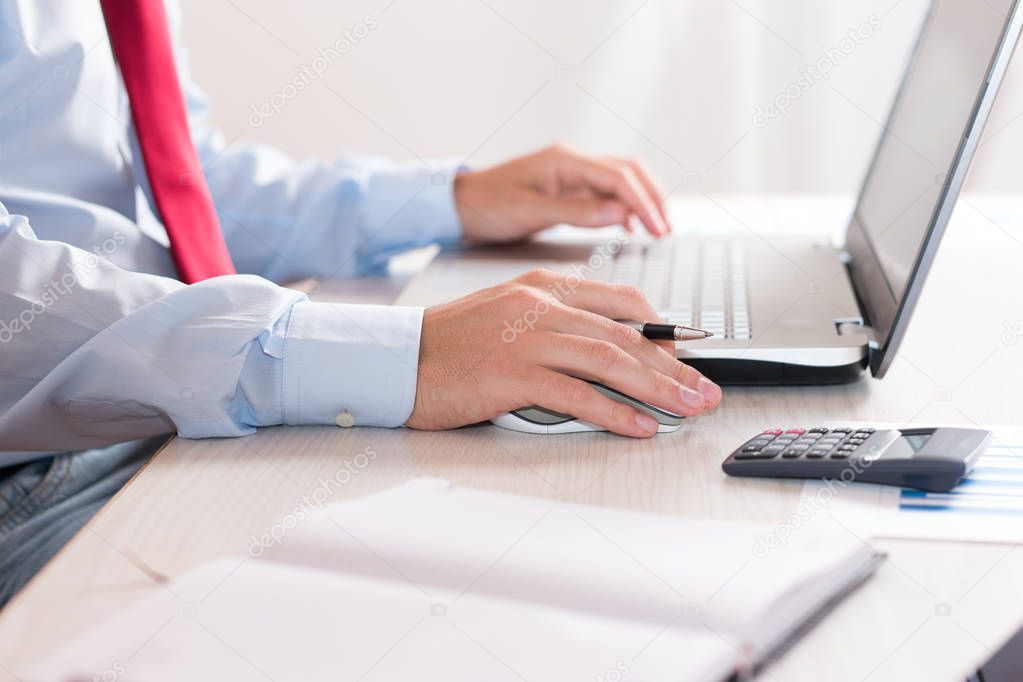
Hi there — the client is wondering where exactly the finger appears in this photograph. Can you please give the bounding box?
[561,279,663,324]
[527,193,630,229]
[535,332,707,417]
[530,369,661,438]
[550,277,674,352]
[606,157,672,230]
[518,272,721,407]
[543,306,722,408]
[511,272,723,409]
[561,154,669,236]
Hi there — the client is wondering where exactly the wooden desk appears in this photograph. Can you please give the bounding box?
[2,196,1023,681]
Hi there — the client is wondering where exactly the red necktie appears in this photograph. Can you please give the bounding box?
[100,0,235,283]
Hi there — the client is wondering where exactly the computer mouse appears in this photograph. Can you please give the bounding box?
[490,381,684,434]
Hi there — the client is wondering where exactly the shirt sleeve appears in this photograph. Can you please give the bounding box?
[241,302,423,429]
[165,1,464,284]
[0,206,423,460]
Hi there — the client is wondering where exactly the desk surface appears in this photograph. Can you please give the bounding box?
[2,195,1023,681]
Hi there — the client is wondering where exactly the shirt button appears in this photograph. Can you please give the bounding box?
[335,412,356,428]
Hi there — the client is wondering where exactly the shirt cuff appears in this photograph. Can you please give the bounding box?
[281,301,423,428]
[362,158,464,251]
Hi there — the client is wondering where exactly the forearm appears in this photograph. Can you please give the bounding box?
[0,208,423,457]
[198,145,464,281]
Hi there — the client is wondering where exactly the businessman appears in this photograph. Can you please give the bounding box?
[0,1,721,606]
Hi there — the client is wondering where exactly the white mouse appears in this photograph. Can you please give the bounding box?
[490,382,684,434]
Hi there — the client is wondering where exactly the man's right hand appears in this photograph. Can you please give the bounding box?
[406,269,722,438]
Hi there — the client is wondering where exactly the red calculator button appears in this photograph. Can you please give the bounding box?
[761,429,783,435]
[785,428,806,435]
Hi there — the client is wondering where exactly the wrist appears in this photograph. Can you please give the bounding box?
[453,169,489,243]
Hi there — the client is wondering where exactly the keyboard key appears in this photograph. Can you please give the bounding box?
[809,428,830,434]
[837,444,857,452]
[782,450,804,459]
[761,445,785,456]
[807,448,831,458]
[830,451,851,459]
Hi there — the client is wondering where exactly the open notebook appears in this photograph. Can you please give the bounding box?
[29,479,881,682]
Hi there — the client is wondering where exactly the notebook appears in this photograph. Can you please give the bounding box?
[28,479,882,682]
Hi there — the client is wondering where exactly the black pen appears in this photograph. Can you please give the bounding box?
[619,321,714,341]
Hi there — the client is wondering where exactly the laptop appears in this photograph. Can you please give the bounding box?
[397,0,1023,385]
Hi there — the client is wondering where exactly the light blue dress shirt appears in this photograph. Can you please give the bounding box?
[0,1,462,464]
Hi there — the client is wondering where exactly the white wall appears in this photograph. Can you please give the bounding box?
[180,0,1023,195]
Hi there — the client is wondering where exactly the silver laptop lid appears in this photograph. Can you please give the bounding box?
[844,0,1023,378]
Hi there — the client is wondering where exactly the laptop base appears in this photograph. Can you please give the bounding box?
[686,358,868,386]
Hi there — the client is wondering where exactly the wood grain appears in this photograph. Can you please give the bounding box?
[2,196,1022,681]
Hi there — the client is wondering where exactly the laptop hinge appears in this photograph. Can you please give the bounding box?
[835,318,879,349]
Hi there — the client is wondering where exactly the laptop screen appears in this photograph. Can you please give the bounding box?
[845,0,1021,377]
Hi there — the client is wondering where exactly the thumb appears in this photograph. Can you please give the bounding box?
[529,194,629,229]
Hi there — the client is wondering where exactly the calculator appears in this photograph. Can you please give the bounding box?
[722,426,992,493]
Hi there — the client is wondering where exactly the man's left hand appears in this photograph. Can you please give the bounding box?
[454,145,672,243]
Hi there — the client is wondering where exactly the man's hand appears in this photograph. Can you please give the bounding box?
[406,269,722,438]
[454,145,672,243]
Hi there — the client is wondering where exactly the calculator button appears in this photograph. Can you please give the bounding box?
[830,428,852,434]
[784,428,806,435]
[837,444,857,452]
[761,445,785,456]
[807,448,831,458]
[854,428,875,434]
[782,450,804,459]
[830,451,851,459]
[808,427,830,434]
[786,444,810,452]
[794,438,817,445]
[736,449,779,460]
[761,429,783,436]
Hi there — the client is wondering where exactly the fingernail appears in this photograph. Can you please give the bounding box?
[698,377,722,404]
[635,412,659,433]
[680,386,705,408]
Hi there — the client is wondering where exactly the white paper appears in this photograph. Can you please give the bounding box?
[29,478,877,682]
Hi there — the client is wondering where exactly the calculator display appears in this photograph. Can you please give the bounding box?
[884,430,935,459]
[902,433,931,452]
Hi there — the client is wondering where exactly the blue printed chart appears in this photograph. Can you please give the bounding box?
[899,443,1023,516]
[802,428,1023,543]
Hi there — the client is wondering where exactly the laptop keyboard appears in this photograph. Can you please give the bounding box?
[607,241,751,340]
